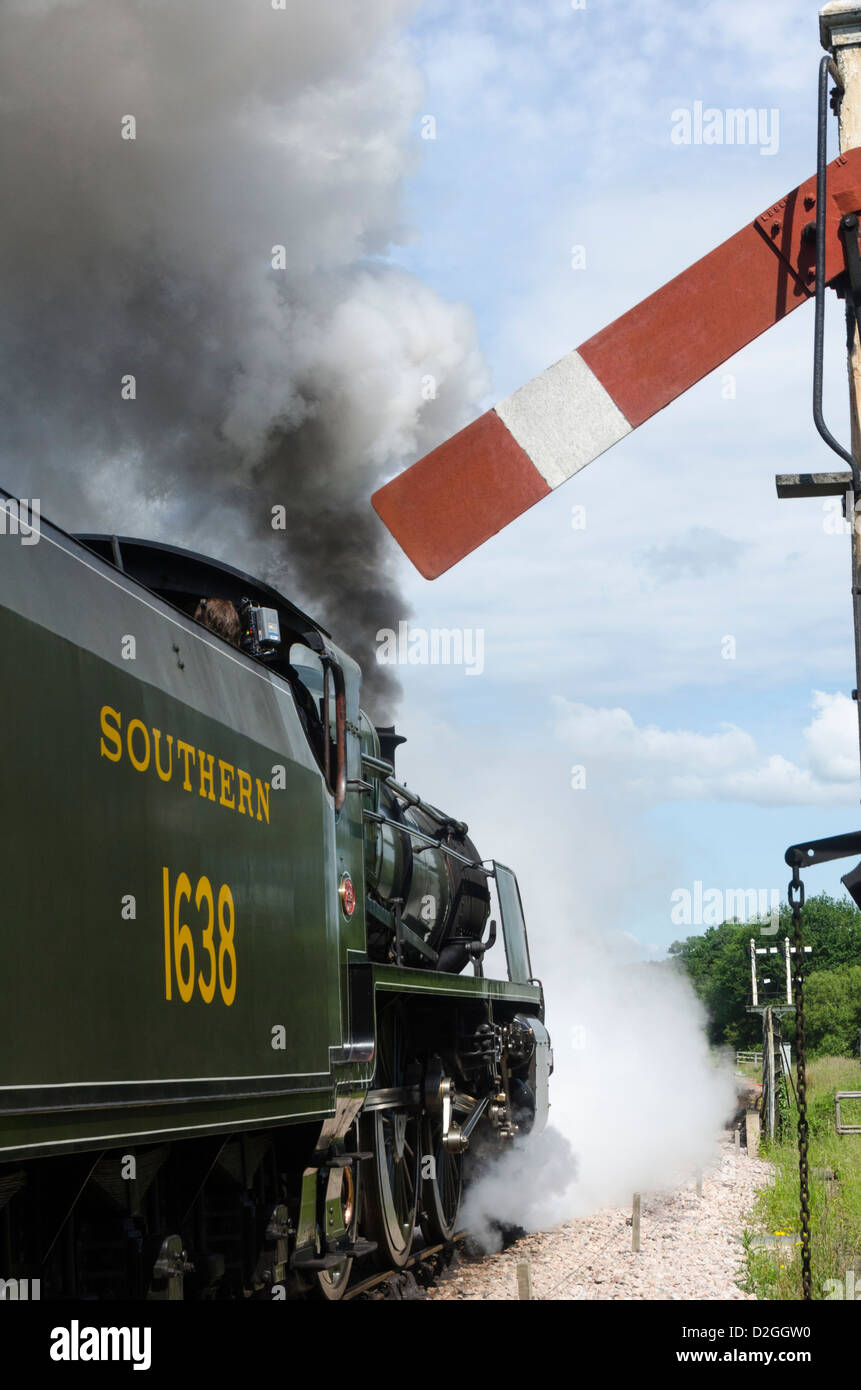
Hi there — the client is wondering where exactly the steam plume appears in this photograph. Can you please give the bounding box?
[401,716,739,1256]
[0,0,488,715]
[460,931,736,1252]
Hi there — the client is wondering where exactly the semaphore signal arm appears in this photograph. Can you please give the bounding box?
[372,148,861,579]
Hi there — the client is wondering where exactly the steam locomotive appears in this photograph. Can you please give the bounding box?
[0,492,550,1299]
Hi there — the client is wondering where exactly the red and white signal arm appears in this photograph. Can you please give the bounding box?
[372,150,861,579]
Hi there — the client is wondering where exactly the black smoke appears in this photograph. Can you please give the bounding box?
[0,0,488,717]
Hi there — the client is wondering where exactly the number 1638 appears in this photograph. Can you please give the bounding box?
[162,867,237,1006]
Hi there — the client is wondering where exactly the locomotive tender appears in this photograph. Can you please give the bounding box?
[0,493,550,1299]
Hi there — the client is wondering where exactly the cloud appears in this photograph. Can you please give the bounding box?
[804,688,861,783]
[552,689,859,806]
[635,526,749,581]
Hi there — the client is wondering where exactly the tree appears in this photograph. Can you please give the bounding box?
[668,919,760,1048]
[667,894,861,1055]
[804,966,861,1059]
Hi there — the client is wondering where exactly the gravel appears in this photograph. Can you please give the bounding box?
[428,1134,774,1301]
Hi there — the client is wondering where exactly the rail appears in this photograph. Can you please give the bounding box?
[344,1231,466,1300]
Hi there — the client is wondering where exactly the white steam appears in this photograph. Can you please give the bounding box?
[462,930,736,1252]
[546,932,736,1210]
[402,714,738,1251]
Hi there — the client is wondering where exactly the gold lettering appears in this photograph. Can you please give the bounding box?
[177,740,197,791]
[236,769,253,817]
[198,751,216,802]
[218,759,235,809]
[126,718,151,772]
[99,704,122,762]
[99,705,270,827]
[153,729,174,782]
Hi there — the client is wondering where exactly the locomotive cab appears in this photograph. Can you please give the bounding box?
[75,532,506,980]
[76,532,348,801]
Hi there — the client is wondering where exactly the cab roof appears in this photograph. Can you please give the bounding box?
[74,533,330,641]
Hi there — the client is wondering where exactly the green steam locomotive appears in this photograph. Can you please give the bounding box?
[0,493,550,1299]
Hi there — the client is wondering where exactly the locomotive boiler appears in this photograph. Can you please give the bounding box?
[0,493,551,1300]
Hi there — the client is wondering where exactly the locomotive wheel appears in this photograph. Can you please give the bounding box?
[360,1007,420,1269]
[361,1108,419,1269]
[420,1112,464,1245]
[316,1162,360,1302]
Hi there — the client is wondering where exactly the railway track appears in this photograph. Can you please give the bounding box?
[344,1233,467,1300]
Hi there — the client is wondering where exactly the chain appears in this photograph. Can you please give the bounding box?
[788,862,811,1301]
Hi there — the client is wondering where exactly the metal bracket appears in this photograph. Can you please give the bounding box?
[467,918,497,978]
[813,56,861,493]
[785,830,861,908]
[840,212,861,343]
[775,471,853,498]
[836,1092,861,1135]
[785,829,861,867]
[151,1233,193,1299]
[444,1093,490,1153]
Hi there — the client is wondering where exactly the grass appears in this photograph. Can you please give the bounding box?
[735,1060,762,1082]
[742,1056,861,1300]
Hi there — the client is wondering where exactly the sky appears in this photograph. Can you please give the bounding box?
[373,0,861,958]
[2,0,859,967]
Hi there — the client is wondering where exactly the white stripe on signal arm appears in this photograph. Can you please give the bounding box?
[494,350,633,490]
